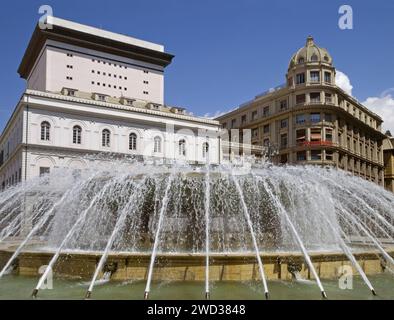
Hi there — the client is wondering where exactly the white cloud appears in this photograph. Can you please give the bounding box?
[363,92,394,134]
[335,70,353,96]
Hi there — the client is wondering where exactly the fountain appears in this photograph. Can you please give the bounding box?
[0,158,393,299]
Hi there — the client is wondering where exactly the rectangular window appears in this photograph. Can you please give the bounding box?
[325,150,334,161]
[310,71,320,82]
[310,92,321,103]
[98,94,106,101]
[311,150,321,161]
[325,93,332,104]
[325,128,333,142]
[296,129,306,145]
[280,134,288,148]
[296,114,306,124]
[263,106,270,117]
[241,115,247,124]
[231,119,237,128]
[311,128,322,142]
[280,100,288,110]
[251,110,258,121]
[296,73,305,84]
[39,167,50,176]
[324,72,332,83]
[310,113,321,123]
[325,113,333,122]
[297,151,307,161]
[263,124,270,134]
[296,94,306,105]
[280,118,288,128]
[252,128,259,138]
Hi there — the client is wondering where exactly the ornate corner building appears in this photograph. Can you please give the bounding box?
[383,137,394,192]
[216,36,386,186]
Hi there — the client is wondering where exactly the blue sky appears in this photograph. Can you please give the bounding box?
[1,0,394,132]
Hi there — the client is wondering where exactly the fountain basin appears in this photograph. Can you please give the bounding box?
[1,245,392,282]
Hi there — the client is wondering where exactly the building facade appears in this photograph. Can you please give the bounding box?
[383,137,394,192]
[0,17,221,189]
[216,36,386,186]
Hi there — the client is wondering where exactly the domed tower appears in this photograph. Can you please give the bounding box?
[286,36,336,89]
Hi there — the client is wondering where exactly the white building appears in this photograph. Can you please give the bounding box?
[0,16,221,188]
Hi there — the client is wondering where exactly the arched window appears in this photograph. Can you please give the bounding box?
[41,121,50,141]
[154,136,161,153]
[178,139,186,156]
[202,142,209,158]
[129,133,137,150]
[298,57,305,64]
[73,126,82,144]
[311,54,318,62]
[102,129,111,147]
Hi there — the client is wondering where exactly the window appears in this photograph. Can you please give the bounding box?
[296,129,306,145]
[67,89,76,97]
[324,72,331,83]
[310,92,321,103]
[311,150,321,160]
[296,73,305,84]
[311,128,322,142]
[311,54,318,62]
[298,57,305,64]
[296,114,306,124]
[297,151,306,161]
[252,110,258,121]
[263,106,270,117]
[39,167,50,176]
[98,94,106,102]
[41,121,50,141]
[296,94,306,105]
[280,154,288,164]
[252,128,258,138]
[310,71,320,82]
[178,139,186,156]
[280,100,288,110]
[202,142,209,158]
[263,124,270,134]
[73,126,82,144]
[280,133,288,149]
[241,115,247,125]
[280,119,288,128]
[325,93,332,104]
[325,128,333,142]
[129,133,137,150]
[325,113,333,122]
[102,129,110,147]
[325,150,334,161]
[154,136,162,153]
[231,119,237,128]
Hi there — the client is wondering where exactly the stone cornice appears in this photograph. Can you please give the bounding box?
[23,90,219,127]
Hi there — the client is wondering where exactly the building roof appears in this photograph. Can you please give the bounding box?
[288,36,333,69]
[18,16,175,79]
